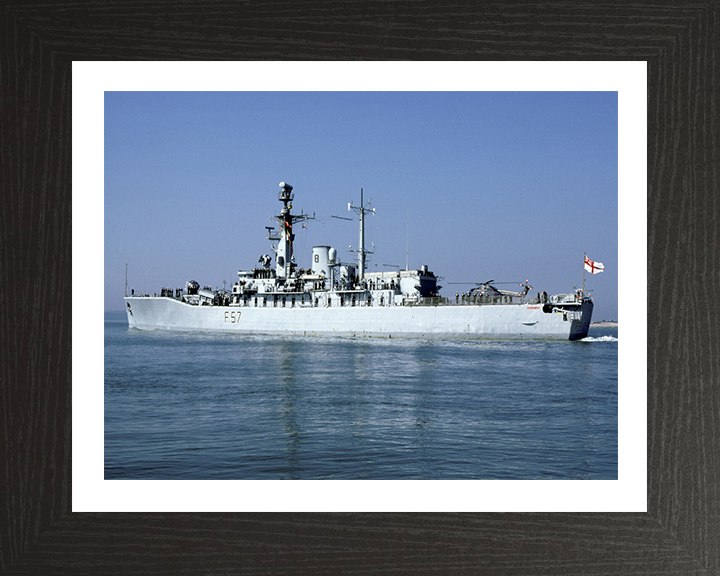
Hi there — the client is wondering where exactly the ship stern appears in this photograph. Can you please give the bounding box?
[569,298,594,341]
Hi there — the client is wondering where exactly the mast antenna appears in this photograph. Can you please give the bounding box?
[348,188,375,280]
[125,263,128,297]
[406,212,409,272]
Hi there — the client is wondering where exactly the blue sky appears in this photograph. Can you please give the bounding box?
[105,91,618,320]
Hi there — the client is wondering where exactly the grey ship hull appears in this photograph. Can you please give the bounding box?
[125,296,593,340]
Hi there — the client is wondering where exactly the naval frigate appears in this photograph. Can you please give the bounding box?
[124,182,593,340]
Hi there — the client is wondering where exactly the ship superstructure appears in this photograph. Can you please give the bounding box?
[125,182,593,340]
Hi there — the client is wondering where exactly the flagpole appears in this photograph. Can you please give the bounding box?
[582,252,586,295]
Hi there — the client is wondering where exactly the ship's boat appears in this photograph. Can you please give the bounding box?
[125,182,593,340]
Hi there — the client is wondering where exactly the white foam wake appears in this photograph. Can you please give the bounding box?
[582,335,618,342]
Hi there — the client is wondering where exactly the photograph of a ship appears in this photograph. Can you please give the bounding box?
[125,181,594,340]
[104,91,618,481]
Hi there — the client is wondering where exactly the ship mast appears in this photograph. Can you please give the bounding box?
[348,188,375,280]
[271,182,314,279]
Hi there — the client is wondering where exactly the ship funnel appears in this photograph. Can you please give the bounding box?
[312,246,330,276]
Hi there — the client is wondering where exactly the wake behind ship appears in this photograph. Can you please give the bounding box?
[125,182,593,340]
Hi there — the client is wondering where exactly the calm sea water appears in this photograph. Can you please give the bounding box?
[104,311,618,480]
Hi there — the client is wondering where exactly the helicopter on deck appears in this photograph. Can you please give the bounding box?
[449,279,533,300]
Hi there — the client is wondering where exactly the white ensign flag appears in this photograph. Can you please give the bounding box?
[584,255,605,274]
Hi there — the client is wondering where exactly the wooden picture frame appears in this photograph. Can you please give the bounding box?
[2,2,716,573]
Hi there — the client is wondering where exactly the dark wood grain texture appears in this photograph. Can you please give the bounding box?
[1,1,717,574]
